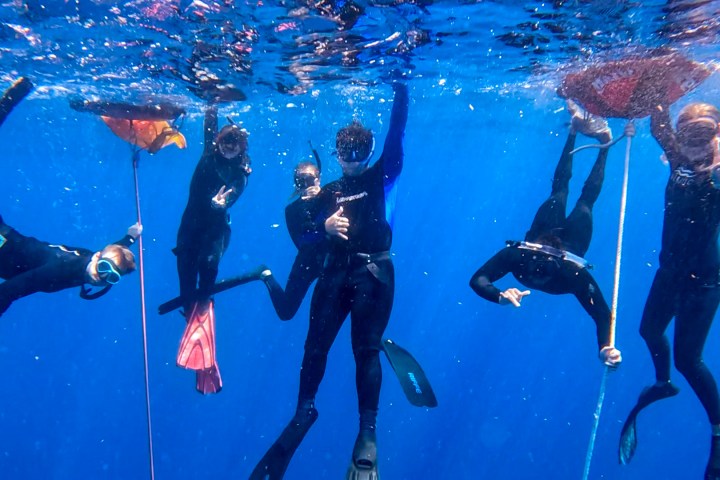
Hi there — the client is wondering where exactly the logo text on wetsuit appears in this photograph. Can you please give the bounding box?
[670,166,698,187]
[407,372,423,394]
[336,191,368,204]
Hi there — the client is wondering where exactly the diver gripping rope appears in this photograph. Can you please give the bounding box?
[132,150,156,480]
[581,124,633,480]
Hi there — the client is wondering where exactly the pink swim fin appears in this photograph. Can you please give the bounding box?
[177,300,216,371]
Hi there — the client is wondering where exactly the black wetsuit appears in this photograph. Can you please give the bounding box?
[470,132,612,349]
[175,108,249,310]
[263,196,327,320]
[639,108,720,425]
[297,83,408,429]
[0,216,135,316]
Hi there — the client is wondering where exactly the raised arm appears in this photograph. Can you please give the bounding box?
[0,77,33,128]
[650,104,678,159]
[203,106,219,153]
[110,223,142,248]
[380,83,409,183]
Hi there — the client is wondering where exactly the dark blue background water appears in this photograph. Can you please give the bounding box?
[1,12,720,479]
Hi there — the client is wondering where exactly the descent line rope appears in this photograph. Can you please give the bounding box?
[132,148,156,480]
[581,125,633,480]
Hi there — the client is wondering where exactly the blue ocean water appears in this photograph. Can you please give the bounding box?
[1,1,720,479]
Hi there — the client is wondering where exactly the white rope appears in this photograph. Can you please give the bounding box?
[581,128,633,480]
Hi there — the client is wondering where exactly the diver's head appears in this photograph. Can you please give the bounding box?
[676,103,720,149]
[90,244,136,285]
[293,161,320,193]
[215,124,248,161]
[336,120,374,176]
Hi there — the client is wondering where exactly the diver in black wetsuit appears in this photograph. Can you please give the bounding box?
[0,216,141,316]
[260,161,327,320]
[250,82,408,480]
[0,77,140,316]
[618,102,720,479]
[174,105,251,311]
[469,102,622,367]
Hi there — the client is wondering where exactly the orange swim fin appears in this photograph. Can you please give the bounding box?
[177,300,217,371]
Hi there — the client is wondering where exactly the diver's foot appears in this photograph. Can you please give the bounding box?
[637,381,680,410]
[567,99,612,142]
[346,430,379,480]
[251,264,272,281]
[705,435,720,480]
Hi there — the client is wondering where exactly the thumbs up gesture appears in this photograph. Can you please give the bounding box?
[325,206,350,241]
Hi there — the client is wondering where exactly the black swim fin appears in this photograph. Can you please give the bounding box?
[618,382,679,465]
[249,408,318,480]
[158,268,264,315]
[381,339,438,408]
[346,430,380,480]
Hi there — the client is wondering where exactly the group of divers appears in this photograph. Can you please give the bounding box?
[1,74,720,479]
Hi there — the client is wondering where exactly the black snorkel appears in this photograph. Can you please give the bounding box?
[308,140,322,173]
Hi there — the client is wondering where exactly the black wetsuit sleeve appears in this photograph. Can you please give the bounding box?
[223,174,248,209]
[469,248,514,303]
[380,83,409,183]
[286,199,325,249]
[650,105,679,166]
[0,255,88,315]
[203,106,219,154]
[111,234,137,249]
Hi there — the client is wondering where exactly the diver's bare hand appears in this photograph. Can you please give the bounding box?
[212,185,234,208]
[325,206,349,241]
[302,185,321,199]
[624,122,636,138]
[127,222,143,239]
[600,346,622,368]
[499,288,530,307]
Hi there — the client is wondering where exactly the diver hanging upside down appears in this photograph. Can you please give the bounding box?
[174,104,252,395]
[469,101,622,367]
[0,216,141,316]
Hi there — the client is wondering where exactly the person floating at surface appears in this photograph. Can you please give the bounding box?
[249,82,408,480]
[259,159,327,320]
[469,102,623,368]
[618,102,720,480]
[174,104,251,395]
[0,77,33,128]
[0,216,140,316]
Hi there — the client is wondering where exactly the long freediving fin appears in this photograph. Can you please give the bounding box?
[381,338,438,408]
[618,382,680,465]
[158,269,263,315]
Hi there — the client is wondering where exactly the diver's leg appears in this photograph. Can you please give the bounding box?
[674,285,720,479]
[265,251,321,321]
[674,285,720,423]
[175,245,199,312]
[347,260,395,477]
[562,146,609,256]
[639,269,677,384]
[198,227,229,301]
[525,133,577,242]
[297,267,350,406]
